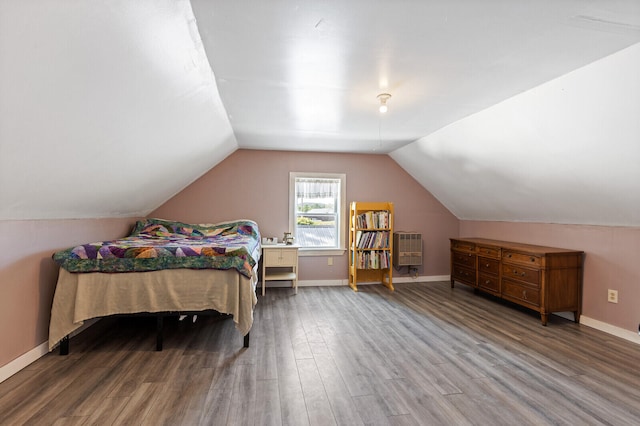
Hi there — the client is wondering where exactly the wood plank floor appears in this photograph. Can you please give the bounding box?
[2,281,640,425]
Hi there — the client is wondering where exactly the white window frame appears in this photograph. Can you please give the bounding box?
[289,172,346,256]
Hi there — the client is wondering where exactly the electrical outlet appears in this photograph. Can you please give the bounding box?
[607,289,618,303]
[327,257,333,266]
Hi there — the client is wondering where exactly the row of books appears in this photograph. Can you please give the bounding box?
[355,231,390,249]
[355,210,390,229]
[354,251,391,269]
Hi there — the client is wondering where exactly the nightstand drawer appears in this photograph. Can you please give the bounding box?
[264,248,297,266]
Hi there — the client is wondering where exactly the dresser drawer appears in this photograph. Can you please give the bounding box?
[502,264,540,285]
[451,239,476,253]
[452,251,476,268]
[477,245,501,259]
[264,249,297,266]
[452,265,476,286]
[478,273,500,293]
[502,250,541,266]
[478,257,500,275]
[502,279,540,307]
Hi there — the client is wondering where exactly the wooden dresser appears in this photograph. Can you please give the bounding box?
[450,238,584,325]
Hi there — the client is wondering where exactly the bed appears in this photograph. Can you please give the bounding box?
[48,218,261,353]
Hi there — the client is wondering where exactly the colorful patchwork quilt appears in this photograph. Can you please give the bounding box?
[53,218,261,277]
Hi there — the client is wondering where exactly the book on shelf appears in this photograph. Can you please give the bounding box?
[356,230,390,249]
[356,210,390,229]
[355,250,390,269]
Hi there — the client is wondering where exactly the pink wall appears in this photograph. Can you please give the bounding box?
[151,150,459,280]
[461,221,640,333]
[152,149,640,334]
[0,218,135,368]
[3,150,637,375]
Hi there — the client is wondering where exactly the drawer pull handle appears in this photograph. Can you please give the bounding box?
[485,280,491,285]
[468,253,472,257]
[521,272,526,277]
[530,257,535,262]
[523,290,527,299]
[507,254,512,258]
[485,263,490,267]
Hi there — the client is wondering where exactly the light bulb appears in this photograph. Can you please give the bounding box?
[377,93,391,114]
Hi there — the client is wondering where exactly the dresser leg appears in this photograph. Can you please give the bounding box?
[573,310,581,323]
[541,313,548,326]
[450,278,455,288]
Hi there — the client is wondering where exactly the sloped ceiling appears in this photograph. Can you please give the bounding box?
[0,0,236,220]
[391,43,640,227]
[1,0,639,224]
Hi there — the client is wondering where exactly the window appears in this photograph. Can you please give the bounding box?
[289,172,346,255]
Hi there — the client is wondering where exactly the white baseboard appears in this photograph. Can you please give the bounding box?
[393,274,450,284]
[265,279,347,288]
[0,341,49,384]
[264,274,451,289]
[580,316,640,345]
[0,318,100,384]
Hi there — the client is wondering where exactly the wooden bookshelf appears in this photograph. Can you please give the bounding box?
[348,201,394,292]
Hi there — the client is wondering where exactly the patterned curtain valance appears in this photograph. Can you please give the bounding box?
[295,178,340,199]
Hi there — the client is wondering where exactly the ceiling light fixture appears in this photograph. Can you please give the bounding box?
[377,93,391,113]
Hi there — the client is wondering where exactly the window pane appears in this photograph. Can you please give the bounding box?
[295,177,340,248]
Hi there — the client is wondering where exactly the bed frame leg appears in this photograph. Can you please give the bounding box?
[244,332,250,348]
[156,315,163,351]
[59,335,69,355]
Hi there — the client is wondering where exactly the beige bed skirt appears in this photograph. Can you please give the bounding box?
[48,267,258,351]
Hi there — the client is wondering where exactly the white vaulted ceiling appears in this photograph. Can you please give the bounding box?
[0,0,237,219]
[1,0,639,224]
[391,41,640,226]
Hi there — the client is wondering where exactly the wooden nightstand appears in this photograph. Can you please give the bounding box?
[261,244,299,296]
